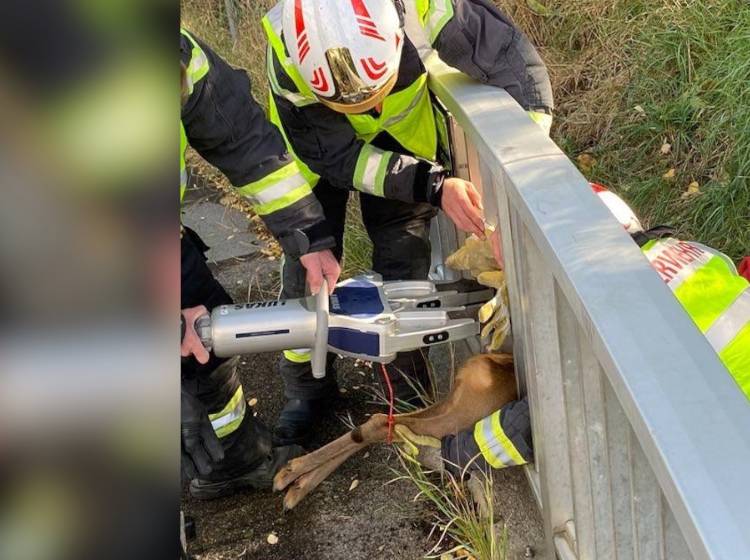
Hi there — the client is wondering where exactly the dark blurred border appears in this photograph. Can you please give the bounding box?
[0,1,179,558]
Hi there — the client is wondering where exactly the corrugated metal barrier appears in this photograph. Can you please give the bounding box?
[426,56,750,560]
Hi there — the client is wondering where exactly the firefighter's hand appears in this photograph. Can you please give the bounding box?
[300,249,340,295]
[181,389,224,480]
[181,305,210,365]
[441,178,485,238]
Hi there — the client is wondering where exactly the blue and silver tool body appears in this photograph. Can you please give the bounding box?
[197,274,488,379]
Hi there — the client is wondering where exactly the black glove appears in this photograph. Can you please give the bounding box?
[181,389,224,480]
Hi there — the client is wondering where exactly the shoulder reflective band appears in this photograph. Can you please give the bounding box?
[528,111,553,135]
[423,0,454,44]
[284,348,312,363]
[180,29,209,93]
[208,385,246,438]
[353,144,391,197]
[474,409,526,468]
[236,161,312,216]
[180,122,188,201]
[705,288,750,353]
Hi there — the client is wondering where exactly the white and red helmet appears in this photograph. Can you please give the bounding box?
[282,0,404,113]
[590,183,644,234]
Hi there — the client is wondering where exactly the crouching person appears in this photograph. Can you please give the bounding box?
[420,182,750,482]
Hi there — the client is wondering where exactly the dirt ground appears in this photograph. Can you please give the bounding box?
[181,185,545,560]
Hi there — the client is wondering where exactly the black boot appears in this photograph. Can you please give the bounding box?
[273,395,338,446]
[189,444,304,499]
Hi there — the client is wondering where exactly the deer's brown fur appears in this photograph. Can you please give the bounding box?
[274,353,518,509]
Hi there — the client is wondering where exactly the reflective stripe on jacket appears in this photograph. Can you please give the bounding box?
[263,3,437,195]
[473,397,532,469]
[180,28,332,251]
[642,238,750,400]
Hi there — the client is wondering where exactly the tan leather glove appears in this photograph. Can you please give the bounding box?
[447,234,511,351]
[477,271,510,351]
[394,424,443,471]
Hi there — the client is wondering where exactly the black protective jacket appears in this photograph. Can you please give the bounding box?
[269,0,554,207]
[180,30,334,255]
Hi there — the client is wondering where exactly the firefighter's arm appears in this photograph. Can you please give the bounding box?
[270,49,483,236]
[180,30,334,257]
[420,0,554,117]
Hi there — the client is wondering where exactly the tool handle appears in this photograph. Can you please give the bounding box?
[311,280,329,379]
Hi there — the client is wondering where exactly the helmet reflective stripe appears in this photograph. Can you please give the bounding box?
[474,409,526,468]
[354,144,391,196]
[236,160,313,216]
[284,348,312,363]
[208,385,247,438]
[705,288,750,353]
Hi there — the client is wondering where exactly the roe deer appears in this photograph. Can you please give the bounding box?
[274,353,518,509]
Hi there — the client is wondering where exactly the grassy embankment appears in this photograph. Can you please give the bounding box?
[502,0,749,259]
[183,0,749,261]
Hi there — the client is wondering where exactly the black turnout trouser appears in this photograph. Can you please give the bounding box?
[181,228,271,479]
[279,180,437,401]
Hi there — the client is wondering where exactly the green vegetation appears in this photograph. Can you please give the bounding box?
[501,0,749,259]
[395,454,508,560]
[183,0,748,259]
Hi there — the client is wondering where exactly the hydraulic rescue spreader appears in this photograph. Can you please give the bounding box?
[195,274,490,378]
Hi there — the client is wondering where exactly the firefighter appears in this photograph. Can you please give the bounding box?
[423,184,750,478]
[262,0,554,446]
[180,28,340,499]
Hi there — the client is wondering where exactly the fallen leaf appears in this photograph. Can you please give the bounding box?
[634,105,646,115]
[440,554,454,560]
[339,388,348,394]
[266,532,279,545]
[662,168,676,181]
[363,452,370,459]
[576,153,596,173]
[248,397,258,407]
[660,142,672,155]
[681,181,701,198]
[348,479,359,491]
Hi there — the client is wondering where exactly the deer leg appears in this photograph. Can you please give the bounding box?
[274,414,390,492]
[282,440,368,509]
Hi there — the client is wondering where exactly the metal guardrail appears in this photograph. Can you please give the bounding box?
[426,56,750,560]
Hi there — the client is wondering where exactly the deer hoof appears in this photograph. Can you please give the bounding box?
[273,464,297,492]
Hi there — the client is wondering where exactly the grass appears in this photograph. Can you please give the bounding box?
[394,454,509,560]
[499,0,749,259]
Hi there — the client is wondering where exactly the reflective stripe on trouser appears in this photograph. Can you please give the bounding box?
[208,385,247,438]
[474,408,527,468]
[236,160,313,215]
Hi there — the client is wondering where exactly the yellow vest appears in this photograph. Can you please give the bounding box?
[642,238,750,400]
[262,3,438,190]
